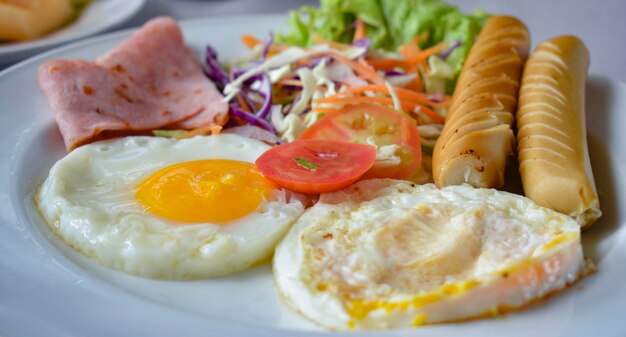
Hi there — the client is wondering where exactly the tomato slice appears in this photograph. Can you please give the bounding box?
[298,104,422,180]
[255,139,377,194]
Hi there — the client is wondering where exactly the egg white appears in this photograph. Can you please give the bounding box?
[273,179,586,330]
[36,134,305,279]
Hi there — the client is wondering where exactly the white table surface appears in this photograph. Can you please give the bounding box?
[1,0,625,83]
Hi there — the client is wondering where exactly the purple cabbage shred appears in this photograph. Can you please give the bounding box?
[353,38,372,50]
[383,70,405,76]
[204,45,229,87]
[255,74,273,119]
[260,32,274,61]
[440,40,462,60]
[307,56,333,69]
[204,44,277,135]
[230,104,276,133]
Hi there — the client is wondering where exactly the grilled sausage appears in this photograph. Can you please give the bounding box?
[516,35,601,228]
[433,16,530,188]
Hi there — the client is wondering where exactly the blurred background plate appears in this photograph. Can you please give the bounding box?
[0,0,146,67]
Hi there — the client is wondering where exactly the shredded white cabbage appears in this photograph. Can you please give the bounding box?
[386,73,417,87]
[271,106,306,142]
[364,137,403,168]
[224,44,366,102]
[290,67,317,116]
[341,46,368,60]
[325,61,367,88]
[385,81,402,111]
[224,46,325,101]
[423,55,454,94]
[375,144,402,167]
[268,65,292,83]
[417,124,443,138]
[311,58,337,96]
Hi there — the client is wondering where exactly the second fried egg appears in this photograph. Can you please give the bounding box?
[274,179,586,330]
[36,134,305,279]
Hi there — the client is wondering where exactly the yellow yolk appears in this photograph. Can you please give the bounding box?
[136,159,277,224]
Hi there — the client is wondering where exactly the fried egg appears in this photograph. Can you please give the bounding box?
[274,179,586,330]
[36,134,305,279]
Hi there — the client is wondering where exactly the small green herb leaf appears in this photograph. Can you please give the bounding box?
[294,157,317,170]
[152,130,186,138]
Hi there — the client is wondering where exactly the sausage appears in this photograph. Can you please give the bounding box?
[516,35,601,228]
[432,16,530,188]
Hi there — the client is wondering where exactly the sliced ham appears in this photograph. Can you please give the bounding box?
[38,17,228,151]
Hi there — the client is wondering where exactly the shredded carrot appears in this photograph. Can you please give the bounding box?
[293,57,313,68]
[266,44,290,57]
[241,34,262,49]
[335,85,448,108]
[367,39,447,72]
[329,53,385,85]
[353,19,366,42]
[405,76,425,92]
[399,37,421,73]
[237,94,253,112]
[316,85,329,92]
[365,57,410,71]
[241,34,288,57]
[318,84,447,122]
[416,31,430,44]
[273,92,293,102]
[399,37,420,60]
[315,95,443,122]
[406,41,449,66]
[178,124,222,139]
[210,125,222,134]
[312,34,352,51]
[273,79,307,98]
[316,96,396,106]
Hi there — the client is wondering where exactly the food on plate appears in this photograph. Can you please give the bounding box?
[0,0,90,41]
[31,0,599,328]
[517,35,601,228]
[38,17,228,151]
[432,16,529,188]
[298,104,422,180]
[255,139,377,194]
[36,134,305,279]
[274,179,586,330]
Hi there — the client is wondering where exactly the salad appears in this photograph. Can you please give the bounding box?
[171,0,488,191]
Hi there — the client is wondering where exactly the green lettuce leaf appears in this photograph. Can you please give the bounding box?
[276,0,489,89]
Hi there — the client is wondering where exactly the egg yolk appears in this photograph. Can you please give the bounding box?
[135,159,277,224]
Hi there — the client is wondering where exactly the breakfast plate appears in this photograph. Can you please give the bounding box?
[1,14,626,337]
[0,0,145,66]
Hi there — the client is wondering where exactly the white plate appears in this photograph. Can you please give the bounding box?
[0,0,145,66]
[1,14,626,337]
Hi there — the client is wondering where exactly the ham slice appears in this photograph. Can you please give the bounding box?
[38,17,228,151]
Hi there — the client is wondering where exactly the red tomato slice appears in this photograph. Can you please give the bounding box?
[298,104,422,180]
[255,139,377,194]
